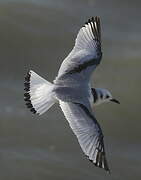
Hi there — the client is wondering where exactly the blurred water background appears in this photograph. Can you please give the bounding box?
[0,0,141,179]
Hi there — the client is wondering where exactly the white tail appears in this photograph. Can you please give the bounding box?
[24,70,56,115]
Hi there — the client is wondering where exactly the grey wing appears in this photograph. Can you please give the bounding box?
[54,17,102,85]
[59,101,110,173]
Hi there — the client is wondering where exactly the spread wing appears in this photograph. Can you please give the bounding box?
[59,101,110,173]
[54,17,102,85]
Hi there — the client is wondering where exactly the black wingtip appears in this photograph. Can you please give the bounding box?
[85,16,101,43]
[94,153,110,173]
[24,71,37,114]
[85,149,110,173]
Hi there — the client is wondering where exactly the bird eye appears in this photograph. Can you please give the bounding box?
[106,95,109,98]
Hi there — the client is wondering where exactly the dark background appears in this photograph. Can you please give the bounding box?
[0,0,141,179]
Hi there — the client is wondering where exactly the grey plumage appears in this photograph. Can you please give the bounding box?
[53,17,110,173]
[24,17,116,173]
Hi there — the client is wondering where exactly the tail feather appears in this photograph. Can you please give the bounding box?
[24,70,56,115]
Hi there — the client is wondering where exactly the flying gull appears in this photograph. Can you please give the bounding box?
[24,17,120,173]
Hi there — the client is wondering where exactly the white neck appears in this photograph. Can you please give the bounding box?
[92,88,111,106]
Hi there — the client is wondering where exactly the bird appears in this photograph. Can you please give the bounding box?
[24,17,120,173]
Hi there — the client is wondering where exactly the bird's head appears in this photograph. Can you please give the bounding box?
[92,88,120,105]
